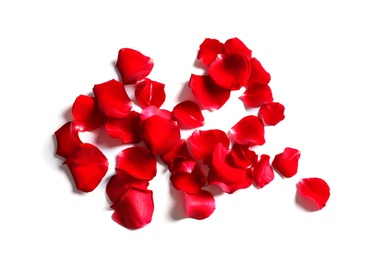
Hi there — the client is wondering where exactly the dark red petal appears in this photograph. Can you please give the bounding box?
[115,48,154,85]
[272,147,301,178]
[229,115,265,146]
[253,154,274,189]
[170,163,206,193]
[140,105,172,121]
[227,143,258,169]
[188,74,231,111]
[197,38,224,66]
[116,146,157,180]
[169,160,197,175]
[224,37,252,58]
[93,79,132,118]
[63,143,108,192]
[246,57,271,86]
[105,111,141,144]
[112,187,154,229]
[72,95,106,131]
[239,83,273,108]
[184,190,216,220]
[160,139,193,168]
[297,178,330,210]
[54,121,82,158]
[141,115,181,155]
[258,102,285,126]
[172,101,205,129]
[134,78,166,108]
[208,53,251,90]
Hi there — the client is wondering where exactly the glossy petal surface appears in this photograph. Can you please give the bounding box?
[253,154,274,188]
[105,111,141,144]
[272,147,301,178]
[54,121,82,158]
[197,38,224,66]
[134,78,166,108]
[246,57,271,86]
[224,37,252,58]
[172,101,205,129]
[185,190,216,220]
[229,115,265,146]
[259,102,285,126]
[227,143,258,169]
[240,83,273,108]
[72,95,106,131]
[140,105,172,121]
[116,146,157,180]
[297,178,330,210]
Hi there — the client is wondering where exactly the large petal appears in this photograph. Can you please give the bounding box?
[239,83,273,108]
[134,78,166,108]
[72,95,106,131]
[253,154,274,189]
[184,190,216,220]
[297,177,330,210]
[272,147,301,178]
[246,57,271,86]
[54,121,82,159]
[224,37,252,58]
[229,115,265,146]
[197,38,224,66]
[105,110,141,144]
[116,146,157,180]
[258,102,285,126]
[172,100,205,129]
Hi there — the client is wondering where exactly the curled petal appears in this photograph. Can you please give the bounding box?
[134,78,166,108]
[189,74,230,111]
[105,111,141,144]
[172,101,205,129]
[140,105,172,121]
[115,48,154,85]
[239,83,273,108]
[272,147,301,178]
[224,37,252,58]
[229,115,265,146]
[93,79,132,118]
[208,53,251,90]
[253,154,274,189]
[72,95,106,131]
[112,187,154,229]
[297,178,330,210]
[63,143,108,192]
[184,190,216,220]
[54,121,82,158]
[258,102,285,126]
[227,143,258,169]
[246,57,271,86]
[170,163,206,193]
[160,139,193,168]
[168,160,197,175]
[116,146,157,180]
[197,38,224,66]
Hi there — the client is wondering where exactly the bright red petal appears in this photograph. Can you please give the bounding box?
[253,154,274,189]
[140,105,172,121]
[160,139,193,168]
[188,74,231,111]
[112,187,154,229]
[208,53,251,90]
[197,38,224,66]
[297,178,330,210]
[170,163,206,193]
[184,190,216,220]
[93,79,132,118]
[172,101,205,129]
[168,160,197,175]
[272,147,301,178]
[227,143,258,169]
[258,102,285,126]
[246,57,271,86]
[134,78,166,108]
[116,146,157,180]
[54,121,82,158]
[115,48,154,85]
[239,83,273,108]
[224,37,252,58]
[72,95,106,131]
[63,143,108,192]
[105,111,141,144]
[229,115,265,146]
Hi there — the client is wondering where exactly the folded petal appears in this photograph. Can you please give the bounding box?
[160,139,193,168]
[246,57,271,86]
[105,110,141,144]
[272,147,301,178]
[224,37,252,58]
[227,143,258,169]
[172,100,205,129]
[116,146,157,180]
[54,121,82,158]
[253,154,274,189]
[197,38,224,66]
[168,160,197,175]
[258,102,285,126]
[72,95,106,131]
[170,163,206,193]
[134,78,166,108]
[184,190,216,220]
[140,105,172,121]
[297,177,330,210]
[239,83,273,108]
[229,115,265,146]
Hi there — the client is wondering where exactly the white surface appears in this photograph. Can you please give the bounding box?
[1,0,389,259]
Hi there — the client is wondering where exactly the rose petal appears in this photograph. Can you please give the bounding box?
[224,37,252,58]
[227,143,258,169]
[172,100,205,129]
[197,38,224,66]
[188,74,231,111]
[93,79,132,118]
[115,48,154,85]
[160,139,193,168]
[112,187,154,229]
[184,190,216,220]
[258,102,285,126]
[246,57,271,86]
[54,121,82,158]
[229,115,265,146]
[297,177,330,210]
[134,78,166,108]
[105,111,141,144]
[140,105,172,121]
[168,160,197,175]
[272,147,301,178]
[170,163,206,194]
[63,143,108,192]
[253,154,274,189]
[72,95,106,132]
[116,146,157,180]
[239,83,273,108]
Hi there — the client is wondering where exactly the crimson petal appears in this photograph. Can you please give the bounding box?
[134,78,166,108]
[246,57,271,86]
[297,178,330,210]
[54,121,82,158]
[140,105,172,121]
[116,146,157,180]
[239,83,273,108]
[229,115,265,146]
[184,190,216,220]
[272,147,301,178]
[227,143,258,169]
[224,37,252,58]
[105,111,141,144]
[72,95,106,131]
[258,102,285,126]
[160,139,193,168]
[253,154,274,189]
[172,100,205,129]
[170,163,206,194]
[197,38,224,66]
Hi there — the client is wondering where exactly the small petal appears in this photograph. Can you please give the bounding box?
[197,38,224,66]
[258,102,285,126]
[105,111,141,144]
[140,105,172,121]
[54,122,82,158]
[272,147,301,178]
[72,95,106,131]
[172,101,205,129]
[224,37,252,58]
[170,163,206,193]
[297,177,330,210]
[253,154,274,189]
[239,83,273,108]
[229,115,265,146]
[184,190,216,220]
[246,57,271,86]
[134,78,166,108]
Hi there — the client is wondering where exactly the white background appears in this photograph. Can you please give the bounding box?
[1,0,389,259]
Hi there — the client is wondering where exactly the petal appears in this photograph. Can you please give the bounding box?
[197,38,224,66]
[160,139,193,168]
[224,37,252,58]
[141,115,181,155]
[184,190,216,220]
[297,177,330,210]
[169,160,197,175]
[134,78,166,108]
[115,48,154,85]
[140,105,172,121]
[72,95,106,131]
[227,143,258,169]
[229,115,265,146]
[170,163,206,193]
[63,143,108,192]
[208,53,251,90]
[54,121,82,158]
[93,79,132,118]
[172,100,205,129]
[253,154,274,189]
[105,110,141,144]
[258,102,285,126]
[112,187,154,229]
[272,147,301,178]
[188,74,231,111]
[116,146,157,180]
[239,83,273,108]
[246,57,271,86]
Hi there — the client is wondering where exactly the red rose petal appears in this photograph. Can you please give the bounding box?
[160,139,193,168]
[170,163,206,194]
[105,111,141,144]
[116,146,157,180]
[172,100,205,129]
[134,78,166,108]
[258,102,285,126]
[227,143,258,169]
[297,178,330,210]
[63,143,108,192]
[115,48,154,85]
[72,95,106,132]
[188,74,231,111]
[112,187,154,229]
[184,190,216,220]
[93,79,132,118]
[197,38,224,66]
[224,37,252,58]
[169,160,197,175]
[246,57,271,86]
[54,121,82,158]
[140,105,172,121]
[141,115,181,155]
[239,83,273,108]
[229,115,265,146]
[253,154,274,189]
[208,53,251,90]
[272,147,301,178]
